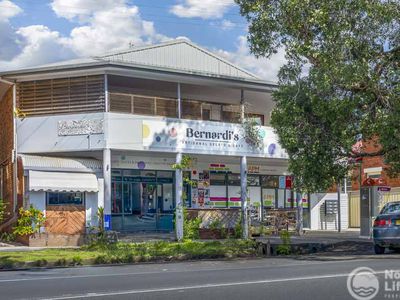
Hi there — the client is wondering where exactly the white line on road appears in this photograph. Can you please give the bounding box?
[0,259,371,284]
[39,270,387,300]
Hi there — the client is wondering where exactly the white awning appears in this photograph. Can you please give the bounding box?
[29,170,99,192]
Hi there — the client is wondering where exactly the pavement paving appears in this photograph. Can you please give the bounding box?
[1,256,399,300]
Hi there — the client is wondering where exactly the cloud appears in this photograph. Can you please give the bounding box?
[0,0,170,70]
[0,0,22,19]
[215,36,287,82]
[170,0,235,19]
[52,0,169,57]
[0,25,75,70]
[0,0,23,61]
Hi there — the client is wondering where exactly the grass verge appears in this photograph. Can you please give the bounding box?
[0,240,257,270]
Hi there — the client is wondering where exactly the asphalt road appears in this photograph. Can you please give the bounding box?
[0,257,399,300]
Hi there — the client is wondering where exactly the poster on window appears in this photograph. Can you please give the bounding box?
[198,189,205,207]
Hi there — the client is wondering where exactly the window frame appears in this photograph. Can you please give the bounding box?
[46,192,85,206]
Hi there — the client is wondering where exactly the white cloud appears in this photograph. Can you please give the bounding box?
[0,0,22,19]
[0,0,171,70]
[0,25,75,70]
[0,0,22,61]
[52,0,169,57]
[51,0,123,21]
[170,0,235,19]
[215,36,287,82]
[221,19,235,30]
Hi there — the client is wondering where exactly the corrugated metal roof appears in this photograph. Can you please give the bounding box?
[98,39,259,80]
[20,155,102,173]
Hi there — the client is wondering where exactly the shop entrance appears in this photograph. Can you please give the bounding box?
[111,170,175,232]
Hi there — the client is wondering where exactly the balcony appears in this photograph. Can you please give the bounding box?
[109,92,265,125]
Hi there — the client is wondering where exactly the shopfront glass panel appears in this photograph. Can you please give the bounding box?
[285,189,293,208]
[228,185,241,208]
[262,188,275,208]
[261,175,279,188]
[111,169,175,232]
[277,189,285,208]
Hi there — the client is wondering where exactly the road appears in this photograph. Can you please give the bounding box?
[0,257,398,300]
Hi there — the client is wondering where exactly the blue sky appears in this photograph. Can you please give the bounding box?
[0,0,285,81]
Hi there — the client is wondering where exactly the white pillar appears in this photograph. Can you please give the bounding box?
[12,83,17,212]
[240,155,248,239]
[175,152,184,241]
[177,83,181,119]
[104,74,109,112]
[103,148,111,230]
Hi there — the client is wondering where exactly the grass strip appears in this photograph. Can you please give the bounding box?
[0,240,257,269]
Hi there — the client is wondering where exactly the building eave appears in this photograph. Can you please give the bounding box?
[0,61,278,92]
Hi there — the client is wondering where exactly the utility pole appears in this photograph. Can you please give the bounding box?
[337,182,341,232]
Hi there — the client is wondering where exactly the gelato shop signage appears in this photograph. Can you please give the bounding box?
[142,120,288,158]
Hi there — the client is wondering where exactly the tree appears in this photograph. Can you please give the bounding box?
[236,0,400,192]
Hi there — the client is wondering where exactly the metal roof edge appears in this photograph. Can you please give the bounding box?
[0,61,278,91]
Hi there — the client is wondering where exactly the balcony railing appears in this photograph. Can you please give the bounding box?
[109,92,264,125]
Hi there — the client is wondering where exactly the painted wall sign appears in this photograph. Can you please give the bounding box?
[279,176,286,189]
[285,176,293,189]
[248,165,260,174]
[142,120,288,158]
[209,164,230,172]
[58,119,104,136]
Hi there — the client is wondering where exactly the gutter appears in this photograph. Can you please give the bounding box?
[0,76,18,213]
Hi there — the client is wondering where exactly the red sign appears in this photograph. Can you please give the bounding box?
[377,186,391,192]
[285,176,293,189]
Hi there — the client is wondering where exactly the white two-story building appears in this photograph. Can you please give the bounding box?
[0,39,346,244]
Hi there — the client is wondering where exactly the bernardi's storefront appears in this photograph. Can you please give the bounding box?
[105,117,296,232]
[17,112,303,235]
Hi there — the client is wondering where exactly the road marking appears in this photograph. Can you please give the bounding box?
[39,270,387,300]
[0,259,369,283]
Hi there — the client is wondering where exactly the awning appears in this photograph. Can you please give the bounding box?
[29,170,99,192]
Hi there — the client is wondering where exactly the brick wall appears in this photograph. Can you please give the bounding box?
[0,87,16,226]
[351,140,400,190]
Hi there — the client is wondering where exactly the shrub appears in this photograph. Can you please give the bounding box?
[276,230,291,255]
[71,256,83,266]
[94,255,109,264]
[55,258,67,266]
[0,199,7,224]
[234,218,243,239]
[34,259,48,267]
[183,209,201,240]
[0,232,15,242]
[13,206,45,236]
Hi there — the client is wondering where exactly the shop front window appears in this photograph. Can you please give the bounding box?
[210,173,226,185]
[261,175,279,188]
[227,174,241,186]
[47,192,84,205]
[247,175,260,186]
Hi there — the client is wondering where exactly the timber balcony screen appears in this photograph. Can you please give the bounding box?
[109,91,244,123]
[17,75,105,116]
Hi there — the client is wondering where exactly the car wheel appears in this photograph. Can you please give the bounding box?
[374,244,385,254]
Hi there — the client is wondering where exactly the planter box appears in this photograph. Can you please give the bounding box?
[199,228,235,239]
[17,233,85,247]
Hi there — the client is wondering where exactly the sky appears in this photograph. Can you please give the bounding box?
[0,0,286,82]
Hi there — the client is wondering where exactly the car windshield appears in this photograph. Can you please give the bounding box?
[381,203,400,214]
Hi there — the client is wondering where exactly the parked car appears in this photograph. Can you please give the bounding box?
[373,201,400,254]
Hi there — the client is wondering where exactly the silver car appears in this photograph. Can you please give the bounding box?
[373,201,400,254]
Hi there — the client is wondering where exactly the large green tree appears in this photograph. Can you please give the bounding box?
[236,0,400,192]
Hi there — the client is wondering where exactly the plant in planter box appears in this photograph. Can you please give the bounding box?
[0,199,10,224]
[13,206,45,237]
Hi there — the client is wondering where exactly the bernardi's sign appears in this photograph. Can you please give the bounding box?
[142,120,288,158]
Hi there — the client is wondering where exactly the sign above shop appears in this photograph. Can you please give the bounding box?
[142,120,288,158]
[58,119,103,136]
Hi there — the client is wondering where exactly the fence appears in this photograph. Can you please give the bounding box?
[348,188,400,228]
